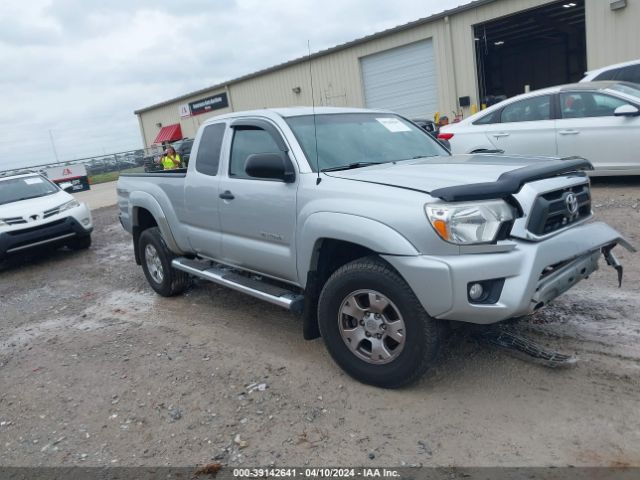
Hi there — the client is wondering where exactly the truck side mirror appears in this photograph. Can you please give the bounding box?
[614,104,640,117]
[245,153,295,183]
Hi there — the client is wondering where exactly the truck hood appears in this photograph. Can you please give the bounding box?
[324,154,563,193]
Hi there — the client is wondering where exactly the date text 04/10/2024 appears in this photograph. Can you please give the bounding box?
[232,468,400,478]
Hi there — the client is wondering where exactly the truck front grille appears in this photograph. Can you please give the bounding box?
[527,183,591,236]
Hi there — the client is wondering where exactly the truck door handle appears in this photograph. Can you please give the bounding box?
[559,130,580,135]
[492,132,510,138]
[219,190,235,200]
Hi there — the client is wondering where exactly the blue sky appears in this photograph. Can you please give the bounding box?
[0,0,470,170]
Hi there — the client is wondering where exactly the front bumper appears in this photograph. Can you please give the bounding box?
[0,216,93,258]
[383,221,633,325]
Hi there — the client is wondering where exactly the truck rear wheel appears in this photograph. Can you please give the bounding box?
[138,227,189,297]
[318,257,443,388]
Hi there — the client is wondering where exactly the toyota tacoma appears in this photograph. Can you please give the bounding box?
[116,107,633,388]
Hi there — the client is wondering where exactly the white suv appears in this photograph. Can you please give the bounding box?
[0,171,93,260]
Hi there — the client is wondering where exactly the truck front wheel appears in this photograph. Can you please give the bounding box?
[318,257,443,388]
[138,227,189,297]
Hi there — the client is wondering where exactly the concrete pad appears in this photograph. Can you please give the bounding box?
[73,181,118,210]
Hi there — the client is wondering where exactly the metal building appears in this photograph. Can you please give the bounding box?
[135,0,640,148]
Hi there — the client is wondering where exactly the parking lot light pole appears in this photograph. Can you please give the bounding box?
[49,129,60,164]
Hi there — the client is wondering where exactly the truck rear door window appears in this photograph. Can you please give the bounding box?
[195,123,226,176]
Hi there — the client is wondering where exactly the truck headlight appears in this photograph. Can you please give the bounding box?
[59,199,80,212]
[425,200,514,244]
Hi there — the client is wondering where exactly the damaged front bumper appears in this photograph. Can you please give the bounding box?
[383,221,635,325]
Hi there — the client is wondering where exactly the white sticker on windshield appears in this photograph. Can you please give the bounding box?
[376,117,412,132]
[24,177,44,185]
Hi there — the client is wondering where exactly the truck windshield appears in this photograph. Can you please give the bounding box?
[285,113,448,172]
[0,176,59,206]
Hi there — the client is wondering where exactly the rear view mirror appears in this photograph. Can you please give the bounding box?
[614,104,640,117]
[59,182,74,192]
[245,153,295,183]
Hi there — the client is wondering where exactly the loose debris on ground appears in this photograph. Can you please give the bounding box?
[0,179,639,467]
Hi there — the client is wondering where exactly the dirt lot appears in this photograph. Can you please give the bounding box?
[1,178,639,468]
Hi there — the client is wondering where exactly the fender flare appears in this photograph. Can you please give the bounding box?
[297,212,419,287]
[129,191,184,255]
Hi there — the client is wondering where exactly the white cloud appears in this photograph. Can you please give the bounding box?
[0,0,470,170]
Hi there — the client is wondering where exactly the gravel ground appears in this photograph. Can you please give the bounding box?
[0,178,639,468]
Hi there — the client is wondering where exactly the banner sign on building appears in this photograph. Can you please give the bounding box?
[178,103,191,117]
[45,164,91,192]
[189,92,229,116]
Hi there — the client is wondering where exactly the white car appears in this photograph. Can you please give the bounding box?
[440,82,640,175]
[0,171,93,260]
[581,59,640,84]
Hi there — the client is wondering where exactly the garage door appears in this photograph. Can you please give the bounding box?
[360,39,438,119]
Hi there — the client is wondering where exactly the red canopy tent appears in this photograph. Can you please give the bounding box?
[153,123,183,144]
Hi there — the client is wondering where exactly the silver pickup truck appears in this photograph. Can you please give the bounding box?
[117,107,632,387]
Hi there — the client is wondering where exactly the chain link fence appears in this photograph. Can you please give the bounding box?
[1,144,187,183]
[1,136,196,183]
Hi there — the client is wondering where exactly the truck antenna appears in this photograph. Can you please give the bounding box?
[308,40,321,185]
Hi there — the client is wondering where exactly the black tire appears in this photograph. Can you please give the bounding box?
[138,227,190,297]
[318,256,444,388]
[67,234,92,250]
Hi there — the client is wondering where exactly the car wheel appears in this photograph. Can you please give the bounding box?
[67,234,92,250]
[317,256,444,388]
[138,227,189,297]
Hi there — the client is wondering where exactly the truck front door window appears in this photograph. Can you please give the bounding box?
[230,128,281,179]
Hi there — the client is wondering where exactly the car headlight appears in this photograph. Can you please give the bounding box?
[59,199,81,212]
[425,200,514,244]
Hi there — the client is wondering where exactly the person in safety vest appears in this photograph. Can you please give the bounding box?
[160,146,183,170]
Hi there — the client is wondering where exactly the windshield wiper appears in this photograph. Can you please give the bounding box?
[321,162,381,172]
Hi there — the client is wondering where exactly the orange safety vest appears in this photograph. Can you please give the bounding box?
[161,153,182,170]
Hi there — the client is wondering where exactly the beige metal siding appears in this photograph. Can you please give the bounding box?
[585,0,640,70]
[139,0,635,148]
[225,0,557,122]
[138,89,232,147]
[138,21,451,147]
[229,21,449,113]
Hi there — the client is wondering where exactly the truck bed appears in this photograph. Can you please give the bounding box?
[116,171,189,251]
[119,168,187,178]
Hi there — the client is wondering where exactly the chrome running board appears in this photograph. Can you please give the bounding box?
[171,258,304,313]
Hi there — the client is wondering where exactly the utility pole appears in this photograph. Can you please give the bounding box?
[48,129,60,164]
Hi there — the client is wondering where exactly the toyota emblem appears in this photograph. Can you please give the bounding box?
[565,193,579,215]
